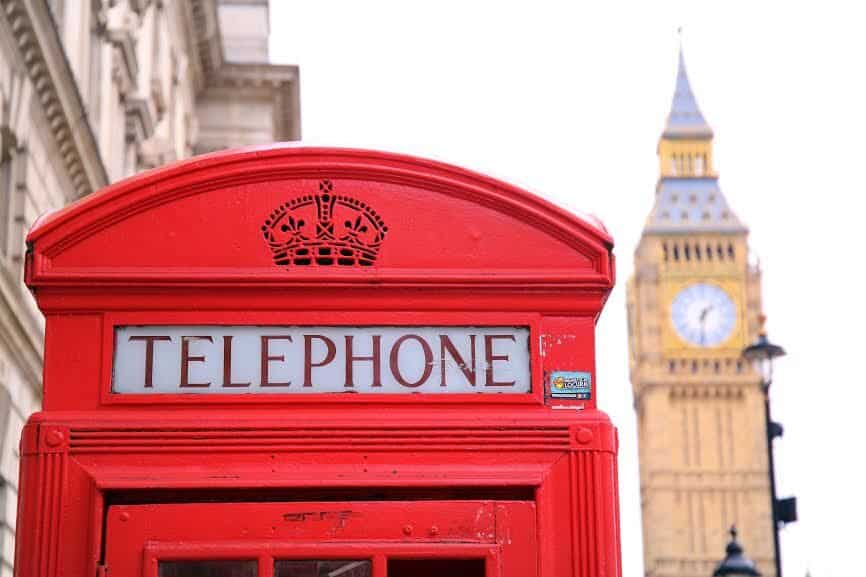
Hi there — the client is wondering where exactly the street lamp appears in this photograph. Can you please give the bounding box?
[713,525,760,577]
[741,315,796,577]
[741,315,786,389]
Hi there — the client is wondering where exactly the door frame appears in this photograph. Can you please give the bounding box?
[143,541,501,577]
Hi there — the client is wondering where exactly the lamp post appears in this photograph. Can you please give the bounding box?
[713,525,760,577]
[741,315,796,577]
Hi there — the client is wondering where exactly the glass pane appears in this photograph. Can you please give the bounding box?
[387,559,485,577]
[158,560,257,577]
[274,560,371,577]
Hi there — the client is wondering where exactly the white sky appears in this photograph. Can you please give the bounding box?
[269,2,866,576]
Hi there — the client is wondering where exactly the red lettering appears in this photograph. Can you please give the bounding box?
[484,334,516,387]
[260,335,292,387]
[180,336,213,388]
[222,336,251,388]
[129,335,171,388]
[390,334,433,388]
[345,335,382,387]
[439,334,476,387]
[304,335,336,387]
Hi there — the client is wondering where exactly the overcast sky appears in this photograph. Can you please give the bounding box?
[270,2,866,576]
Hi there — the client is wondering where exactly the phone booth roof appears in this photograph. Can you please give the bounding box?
[27,146,612,289]
[25,146,614,413]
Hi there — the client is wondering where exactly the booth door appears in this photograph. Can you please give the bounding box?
[103,501,536,577]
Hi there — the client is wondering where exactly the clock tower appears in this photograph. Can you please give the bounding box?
[626,50,776,577]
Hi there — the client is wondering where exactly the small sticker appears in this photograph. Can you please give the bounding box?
[549,371,592,399]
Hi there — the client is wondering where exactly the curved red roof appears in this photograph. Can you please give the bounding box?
[27,145,614,289]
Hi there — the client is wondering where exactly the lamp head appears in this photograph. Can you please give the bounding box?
[741,315,786,385]
[713,525,761,577]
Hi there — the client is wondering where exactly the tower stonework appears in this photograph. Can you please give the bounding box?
[626,51,775,577]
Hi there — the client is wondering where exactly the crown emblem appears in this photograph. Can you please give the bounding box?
[261,180,388,267]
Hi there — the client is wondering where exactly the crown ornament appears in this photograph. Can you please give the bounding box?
[261,180,388,267]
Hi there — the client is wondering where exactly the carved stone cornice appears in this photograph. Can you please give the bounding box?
[124,97,155,144]
[105,2,140,95]
[3,0,108,197]
[182,0,223,92]
[183,1,301,141]
[204,63,301,141]
[209,62,298,88]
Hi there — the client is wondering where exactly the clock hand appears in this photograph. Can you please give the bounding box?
[698,305,713,345]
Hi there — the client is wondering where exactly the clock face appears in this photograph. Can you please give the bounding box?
[670,283,736,347]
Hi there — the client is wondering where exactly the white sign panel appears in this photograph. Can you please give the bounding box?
[113,326,531,395]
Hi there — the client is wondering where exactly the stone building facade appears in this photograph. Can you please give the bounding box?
[0,1,299,573]
[626,51,774,577]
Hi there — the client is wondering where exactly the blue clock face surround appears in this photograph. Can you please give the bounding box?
[670,283,736,347]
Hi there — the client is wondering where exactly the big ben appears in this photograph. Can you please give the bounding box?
[626,50,775,577]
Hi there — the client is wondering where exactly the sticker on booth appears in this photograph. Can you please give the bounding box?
[113,326,531,395]
[549,371,592,399]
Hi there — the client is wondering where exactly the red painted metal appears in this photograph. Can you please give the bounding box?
[15,146,619,577]
[105,501,533,577]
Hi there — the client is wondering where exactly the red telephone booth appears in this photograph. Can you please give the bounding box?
[16,146,619,577]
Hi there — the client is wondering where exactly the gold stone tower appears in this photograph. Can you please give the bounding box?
[626,50,775,577]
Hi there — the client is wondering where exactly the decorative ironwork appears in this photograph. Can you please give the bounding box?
[262,180,387,267]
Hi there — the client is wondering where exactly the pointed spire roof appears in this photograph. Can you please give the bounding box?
[663,48,713,139]
[644,175,746,234]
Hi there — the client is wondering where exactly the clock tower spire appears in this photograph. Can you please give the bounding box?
[649,47,744,235]
[627,48,775,577]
